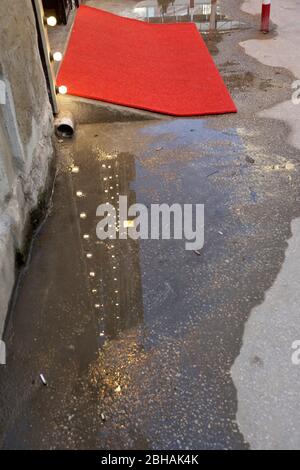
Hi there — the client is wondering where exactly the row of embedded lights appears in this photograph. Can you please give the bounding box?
[71,164,121,335]
[100,164,121,317]
[44,15,68,96]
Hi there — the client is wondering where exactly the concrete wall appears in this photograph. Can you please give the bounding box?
[0,0,54,336]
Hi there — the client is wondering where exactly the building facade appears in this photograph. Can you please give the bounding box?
[0,0,54,336]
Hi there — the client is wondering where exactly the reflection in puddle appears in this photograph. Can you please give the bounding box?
[133,0,245,31]
[72,151,144,345]
[70,119,247,353]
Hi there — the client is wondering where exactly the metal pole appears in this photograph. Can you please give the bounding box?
[261,0,271,33]
[210,0,217,31]
[190,0,194,21]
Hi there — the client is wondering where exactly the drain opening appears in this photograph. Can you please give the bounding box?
[56,123,74,138]
[54,113,75,138]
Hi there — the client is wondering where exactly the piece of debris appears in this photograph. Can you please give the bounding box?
[115,385,121,393]
[246,156,255,164]
[39,373,47,386]
[207,170,219,178]
[101,413,106,421]
[218,231,224,236]
[194,250,202,256]
[156,147,163,151]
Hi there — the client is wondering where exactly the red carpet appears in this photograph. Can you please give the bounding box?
[57,6,237,116]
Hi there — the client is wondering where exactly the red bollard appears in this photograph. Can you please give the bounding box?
[261,0,271,33]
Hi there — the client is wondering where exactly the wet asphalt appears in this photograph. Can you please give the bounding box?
[1,0,300,450]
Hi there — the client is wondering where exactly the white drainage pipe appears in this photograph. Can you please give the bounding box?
[54,111,75,138]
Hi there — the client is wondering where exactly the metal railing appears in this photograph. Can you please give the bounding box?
[133,1,248,32]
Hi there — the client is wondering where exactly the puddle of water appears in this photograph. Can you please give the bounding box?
[140,118,242,163]
[70,118,249,351]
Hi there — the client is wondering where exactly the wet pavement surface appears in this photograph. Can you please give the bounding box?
[1,0,300,450]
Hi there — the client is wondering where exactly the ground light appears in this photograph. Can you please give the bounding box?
[51,51,62,62]
[45,16,57,27]
[56,85,68,95]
